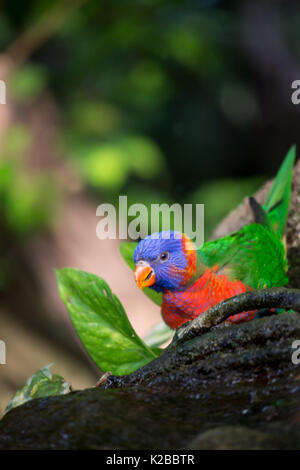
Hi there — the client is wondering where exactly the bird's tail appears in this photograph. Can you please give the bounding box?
[263,145,296,238]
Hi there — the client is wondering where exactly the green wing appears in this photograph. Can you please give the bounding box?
[198,223,288,289]
[263,145,295,237]
[197,147,295,288]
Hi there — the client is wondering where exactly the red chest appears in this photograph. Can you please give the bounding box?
[162,268,251,329]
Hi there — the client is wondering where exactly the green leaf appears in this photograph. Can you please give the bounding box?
[143,322,174,348]
[120,242,163,306]
[4,364,70,416]
[56,268,159,375]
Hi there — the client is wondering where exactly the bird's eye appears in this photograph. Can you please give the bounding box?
[159,251,169,262]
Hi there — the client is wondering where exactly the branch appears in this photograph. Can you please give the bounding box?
[170,287,300,348]
[1,0,88,78]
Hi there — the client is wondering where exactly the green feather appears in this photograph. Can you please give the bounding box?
[263,145,296,237]
[197,147,296,288]
[197,224,288,288]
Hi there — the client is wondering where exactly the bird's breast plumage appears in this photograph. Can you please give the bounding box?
[162,267,256,329]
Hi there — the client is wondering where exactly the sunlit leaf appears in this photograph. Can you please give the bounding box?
[56,268,160,375]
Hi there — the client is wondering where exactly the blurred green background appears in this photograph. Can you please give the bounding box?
[0,0,300,413]
[2,0,300,239]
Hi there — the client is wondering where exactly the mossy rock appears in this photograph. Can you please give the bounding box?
[0,313,299,450]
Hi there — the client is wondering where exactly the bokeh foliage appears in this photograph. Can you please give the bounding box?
[0,125,57,236]
[1,0,299,243]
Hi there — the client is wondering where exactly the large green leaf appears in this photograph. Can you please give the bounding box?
[120,242,163,306]
[56,268,159,375]
[4,364,70,416]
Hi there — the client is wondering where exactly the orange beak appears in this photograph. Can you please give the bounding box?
[134,262,156,289]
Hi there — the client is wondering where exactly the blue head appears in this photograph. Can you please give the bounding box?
[133,231,196,292]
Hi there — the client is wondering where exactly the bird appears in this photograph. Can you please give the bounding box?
[132,147,295,329]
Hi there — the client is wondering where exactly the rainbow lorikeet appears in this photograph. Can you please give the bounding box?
[132,147,296,329]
